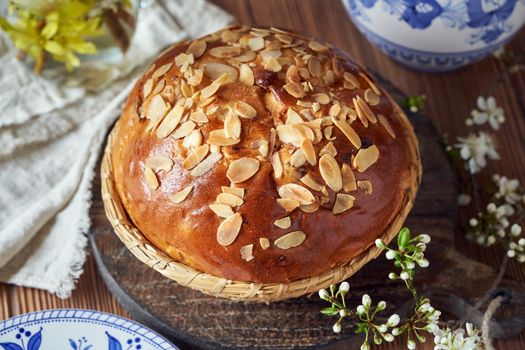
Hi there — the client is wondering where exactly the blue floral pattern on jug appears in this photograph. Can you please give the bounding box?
[343,0,525,71]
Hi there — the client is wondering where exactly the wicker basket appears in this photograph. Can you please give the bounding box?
[101,103,421,302]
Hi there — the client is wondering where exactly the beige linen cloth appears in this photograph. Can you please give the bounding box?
[0,0,233,297]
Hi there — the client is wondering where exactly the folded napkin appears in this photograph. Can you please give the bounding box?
[0,0,233,297]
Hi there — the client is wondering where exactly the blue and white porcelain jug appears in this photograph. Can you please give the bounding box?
[343,0,525,72]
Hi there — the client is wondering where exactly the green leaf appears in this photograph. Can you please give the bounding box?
[397,227,411,248]
[321,307,340,316]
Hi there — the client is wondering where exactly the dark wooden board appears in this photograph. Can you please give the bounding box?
[88,75,525,350]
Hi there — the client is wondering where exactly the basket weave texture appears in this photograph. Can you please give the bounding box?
[101,104,421,302]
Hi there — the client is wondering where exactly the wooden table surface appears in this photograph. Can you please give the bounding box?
[1,1,524,349]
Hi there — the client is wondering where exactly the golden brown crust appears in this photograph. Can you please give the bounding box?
[111,26,419,283]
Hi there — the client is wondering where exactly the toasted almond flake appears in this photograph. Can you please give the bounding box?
[175,53,194,68]
[210,144,221,154]
[258,140,269,157]
[146,156,173,172]
[353,145,379,172]
[186,39,207,58]
[182,144,209,169]
[180,79,192,97]
[360,72,381,95]
[143,79,154,99]
[308,56,322,77]
[201,81,221,99]
[354,96,377,126]
[357,180,373,194]
[217,212,242,246]
[341,163,357,192]
[274,217,291,229]
[226,157,260,183]
[233,101,257,119]
[240,244,254,261]
[210,45,242,58]
[313,93,330,105]
[364,88,380,106]
[156,102,184,138]
[275,33,293,44]
[191,153,222,177]
[277,198,300,212]
[290,149,306,167]
[221,186,245,198]
[170,185,193,204]
[190,109,209,123]
[248,36,265,51]
[299,202,319,213]
[264,57,282,72]
[323,126,334,141]
[283,82,305,98]
[182,129,203,148]
[260,237,270,249]
[323,69,336,85]
[269,127,276,154]
[378,114,396,139]
[221,29,241,43]
[278,183,315,205]
[276,125,302,147]
[152,62,173,79]
[216,192,244,207]
[319,154,342,192]
[300,139,317,166]
[274,231,306,250]
[309,40,328,52]
[233,49,257,62]
[224,112,242,139]
[300,174,324,191]
[332,117,362,149]
[343,72,360,89]
[333,193,355,214]
[187,69,203,86]
[286,108,304,125]
[152,79,166,95]
[203,62,238,82]
[172,120,196,139]
[286,66,300,84]
[206,129,240,146]
[329,103,341,117]
[144,167,159,190]
[239,64,254,86]
[319,142,337,157]
[147,95,168,121]
[271,152,283,179]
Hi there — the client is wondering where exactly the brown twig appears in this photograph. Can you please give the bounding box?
[103,8,130,53]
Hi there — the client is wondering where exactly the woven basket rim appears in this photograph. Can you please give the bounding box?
[100,102,422,302]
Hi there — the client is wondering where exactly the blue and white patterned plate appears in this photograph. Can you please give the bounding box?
[0,309,179,350]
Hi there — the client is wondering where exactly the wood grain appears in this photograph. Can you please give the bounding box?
[1,1,524,349]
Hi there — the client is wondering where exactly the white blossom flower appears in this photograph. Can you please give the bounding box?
[418,234,431,244]
[432,322,482,350]
[511,224,522,237]
[495,176,522,204]
[400,271,410,280]
[468,96,505,130]
[455,132,500,174]
[386,250,396,260]
[362,294,371,309]
[333,322,342,333]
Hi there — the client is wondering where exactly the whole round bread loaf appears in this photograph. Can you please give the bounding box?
[111,26,420,283]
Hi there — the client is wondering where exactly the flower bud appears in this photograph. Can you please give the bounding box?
[511,224,522,236]
[377,324,388,333]
[360,343,370,350]
[375,239,385,248]
[508,249,516,258]
[400,271,409,280]
[333,322,341,333]
[386,250,396,260]
[469,218,478,227]
[392,327,402,336]
[318,289,329,301]
[387,314,400,327]
[417,258,429,268]
[418,234,431,244]
[357,305,366,315]
[362,294,371,309]
[338,281,350,294]
[377,301,386,311]
[383,334,394,342]
[407,339,416,350]
[339,309,348,317]
[388,273,397,280]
